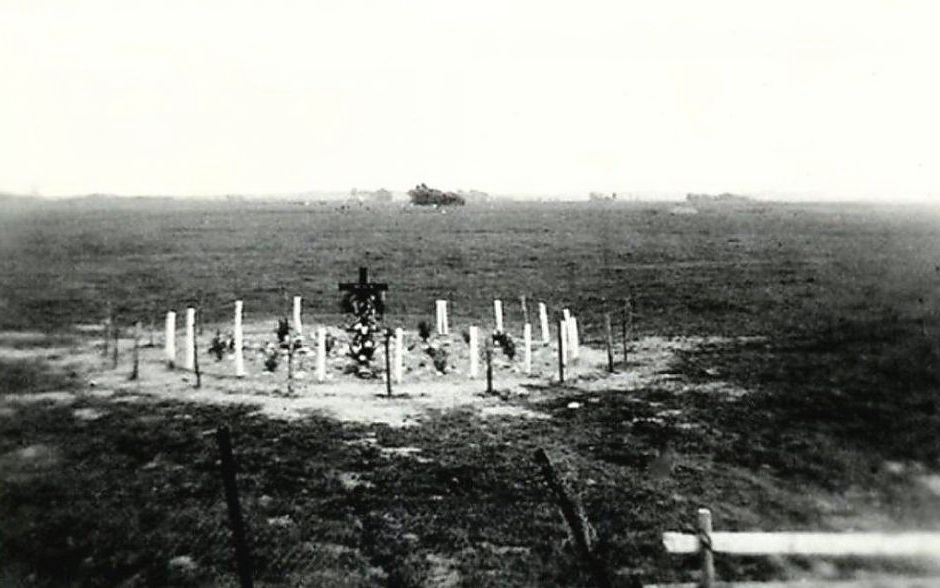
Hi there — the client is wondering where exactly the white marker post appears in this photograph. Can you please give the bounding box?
[234,300,246,377]
[539,302,550,344]
[559,319,568,368]
[569,315,580,361]
[316,326,327,382]
[436,300,449,335]
[292,296,303,336]
[561,308,572,362]
[184,307,195,370]
[469,325,479,378]
[494,299,504,333]
[523,323,532,374]
[165,311,176,367]
[394,327,404,383]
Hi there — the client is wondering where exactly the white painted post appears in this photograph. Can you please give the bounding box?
[523,323,532,374]
[561,308,572,362]
[184,307,195,370]
[569,316,580,360]
[494,299,504,333]
[394,327,404,383]
[292,296,303,336]
[539,302,550,344]
[559,319,568,368]
[234,300,246,377]
[316,326,326,382]
[165,311,176,367]
[469,325,479,378]
[436,300,449,335]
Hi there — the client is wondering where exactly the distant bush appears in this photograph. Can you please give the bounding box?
[417,320,431,342]
[408,184,465,207]
[493,331,516,360]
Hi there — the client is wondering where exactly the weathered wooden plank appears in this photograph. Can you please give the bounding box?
[647,577,940,588]
[663,532,940,557]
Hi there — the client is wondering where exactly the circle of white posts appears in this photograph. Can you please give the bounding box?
[161,296,583,385]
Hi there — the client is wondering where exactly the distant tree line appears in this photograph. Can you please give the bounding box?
[408,184,466,206]
[686,192,753,204]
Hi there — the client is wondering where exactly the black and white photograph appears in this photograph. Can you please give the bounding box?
[2,1,940,586]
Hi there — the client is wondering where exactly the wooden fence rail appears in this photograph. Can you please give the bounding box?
[652,508,940,588]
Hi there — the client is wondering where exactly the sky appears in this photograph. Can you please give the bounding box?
[1,0,939,200]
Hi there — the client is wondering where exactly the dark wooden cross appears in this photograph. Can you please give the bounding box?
[339,267,389,371]
[338,266,388,300]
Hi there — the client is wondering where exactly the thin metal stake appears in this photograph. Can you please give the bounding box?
[604,313,614,373]
[485,338,494,394]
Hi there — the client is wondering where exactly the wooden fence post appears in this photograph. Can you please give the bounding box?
[698,508,715,588]
[130,321,141,381]
[557,319,566,384]
[215,426,254,588]
[533,448,611,588]
[287,339,294,394]
[621,297,631,366]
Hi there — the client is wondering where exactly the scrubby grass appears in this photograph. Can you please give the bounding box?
[0,358,82,395]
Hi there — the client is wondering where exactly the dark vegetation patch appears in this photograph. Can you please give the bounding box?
[0,358,82,395]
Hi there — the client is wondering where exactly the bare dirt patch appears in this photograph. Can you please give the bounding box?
[29,323,755,428]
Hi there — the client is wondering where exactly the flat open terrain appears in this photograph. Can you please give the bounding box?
[2,198,940,586]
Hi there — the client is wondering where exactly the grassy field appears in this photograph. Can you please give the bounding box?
[2,198,940,586]
[4,198,939,337]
